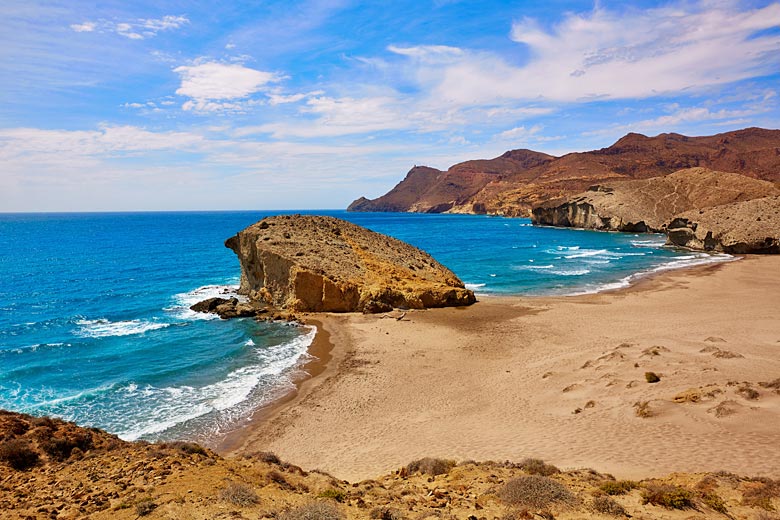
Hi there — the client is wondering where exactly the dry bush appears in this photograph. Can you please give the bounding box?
[255,451,282,464]
[633,401,653,418]
[220,482,259,506]
[742,480,780,511]
[370,506,406,520]
[738,385,761,400]
[755,512,780,520]
[592,496,628,517]
[599,480,637,496]
[163,440,208,456]
[700,492,728,514]
[40,432,93,461]
[0,439,39,470]
[278,500,343,520]
[500,510,533,520]
[518,458,560,476]
[641,483,695,509]
[135,497,156,516]
[498,475,577,509]
[405,457,456,476]
[759,378,780,392]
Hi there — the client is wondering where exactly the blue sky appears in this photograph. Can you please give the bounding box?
[1,0,779,212]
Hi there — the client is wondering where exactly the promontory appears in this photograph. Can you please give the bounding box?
[224,215,475,313]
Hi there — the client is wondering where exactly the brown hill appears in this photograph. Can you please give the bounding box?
[349,127,780,216]
[2,410,779,519]
[224,215,475,313]
[531,167,780,232]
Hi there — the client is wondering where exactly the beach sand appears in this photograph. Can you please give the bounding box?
[224,256,780,482]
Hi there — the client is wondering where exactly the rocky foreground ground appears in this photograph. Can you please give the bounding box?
[1,410,779,520]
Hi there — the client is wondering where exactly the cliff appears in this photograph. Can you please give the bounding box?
[667,196,780,253]
[224,215,475,313]
[2,410,779,519]
[531,168,780,232]
[349,127,780,216]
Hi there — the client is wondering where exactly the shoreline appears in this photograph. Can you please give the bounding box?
[220,255,780,481]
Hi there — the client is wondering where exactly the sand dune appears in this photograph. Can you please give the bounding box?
[226,256,780,482]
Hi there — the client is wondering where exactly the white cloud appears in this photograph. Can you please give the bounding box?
[393,2,780,105]
[497,125,542,140]
[70,22,95,32]
[174,61,282,112]
[69,15,189,40]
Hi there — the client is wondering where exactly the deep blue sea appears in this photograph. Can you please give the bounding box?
[0,211,731,443]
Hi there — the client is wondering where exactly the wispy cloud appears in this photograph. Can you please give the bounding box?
[69,15,189,40]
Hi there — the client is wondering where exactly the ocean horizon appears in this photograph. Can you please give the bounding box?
[0,210,733,444]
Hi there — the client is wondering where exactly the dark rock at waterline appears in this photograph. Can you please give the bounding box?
[189,297,266,319]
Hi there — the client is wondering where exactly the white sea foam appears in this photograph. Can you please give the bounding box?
[564,248,609,259]
[75,318,170,338]
[166,284,243,321]
[244,339,256,346]
[117,325,318,440]
[567,253,736,296]
[631,238,667,248]
[550,268,591,276]
[513,264,555,271]
[465,283,486,290]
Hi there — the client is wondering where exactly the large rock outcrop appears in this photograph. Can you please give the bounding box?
[666,196,780,253]
[531,168,780,232]
[225,215,475,312]
[349,127,780,217]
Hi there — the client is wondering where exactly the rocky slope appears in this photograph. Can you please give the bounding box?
[224,215,475,313]
[531,167,780,232]
[667,195,780,253]
[2,410,779,520]
[349,127,780,216]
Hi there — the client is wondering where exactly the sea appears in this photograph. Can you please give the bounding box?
[0,210,733,444]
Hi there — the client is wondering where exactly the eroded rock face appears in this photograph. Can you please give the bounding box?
[225,215,476,312]
[666,196,780,253]
[531,168,780,232]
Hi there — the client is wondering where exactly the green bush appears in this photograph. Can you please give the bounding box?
[318,488,346,502]
[599,480,638,496]
[641,484,695,509]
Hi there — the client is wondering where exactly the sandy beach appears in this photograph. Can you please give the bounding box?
[225,256,780,482]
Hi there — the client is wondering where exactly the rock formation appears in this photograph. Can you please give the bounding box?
[189,297,265,319]
[666,196,780,253]
[224,215,475,313]
[349,128,780,217]
[531,168,780,232]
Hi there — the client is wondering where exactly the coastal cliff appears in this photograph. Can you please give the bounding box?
[224,215,475,313]
[531,167,780,233]
[667,196,780,253]
[349,128,780,217]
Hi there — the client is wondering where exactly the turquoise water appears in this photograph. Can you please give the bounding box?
[0,211,730,442]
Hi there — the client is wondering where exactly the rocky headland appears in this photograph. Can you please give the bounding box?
[218,215,475,314]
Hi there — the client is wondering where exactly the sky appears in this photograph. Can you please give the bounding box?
[1,0,779,212]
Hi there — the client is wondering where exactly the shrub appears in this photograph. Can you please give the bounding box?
[405,457,456,476]
[599,480,637,496]
[135,498,156,516]
[220,482,259,506]
[645,372,661,383]
[742,480,780,511]
[255,451,281,464]
[738,385,760,400]
[370,506,406,519]
[701,492,728,514]
[519,458,560,476]
[498,475,577,509]
[501,510,533,520]
[40,432,93,460]
[165,441,208,456]
[592,496,628,517]
[641,484,695,509]
[0,439,39,470]
[633,401,653,418]
[278,501,343,520]
[318,488,346,502]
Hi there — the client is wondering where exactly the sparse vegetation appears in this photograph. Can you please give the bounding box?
[641,483,695,509]
[370,506,406,519]
[498,475,577,509]
[592,496,628,516]
[164,440,208,456]
[134,497,156,516]
[518,458,560,476]
[0,439,39,470]
[405,457,456,476]
[220,482,259,506]
[255,451,282,464]
[278,500,344,520]
[40,432,93,460]
[738,385,761,400]
[742,480,780,511]
[633,401,653,418]
[599,480,638,496]
[701,492,729,514]
[645,372,661,383]
[318,488,346,502]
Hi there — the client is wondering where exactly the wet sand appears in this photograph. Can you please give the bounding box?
[224,256,780,482]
